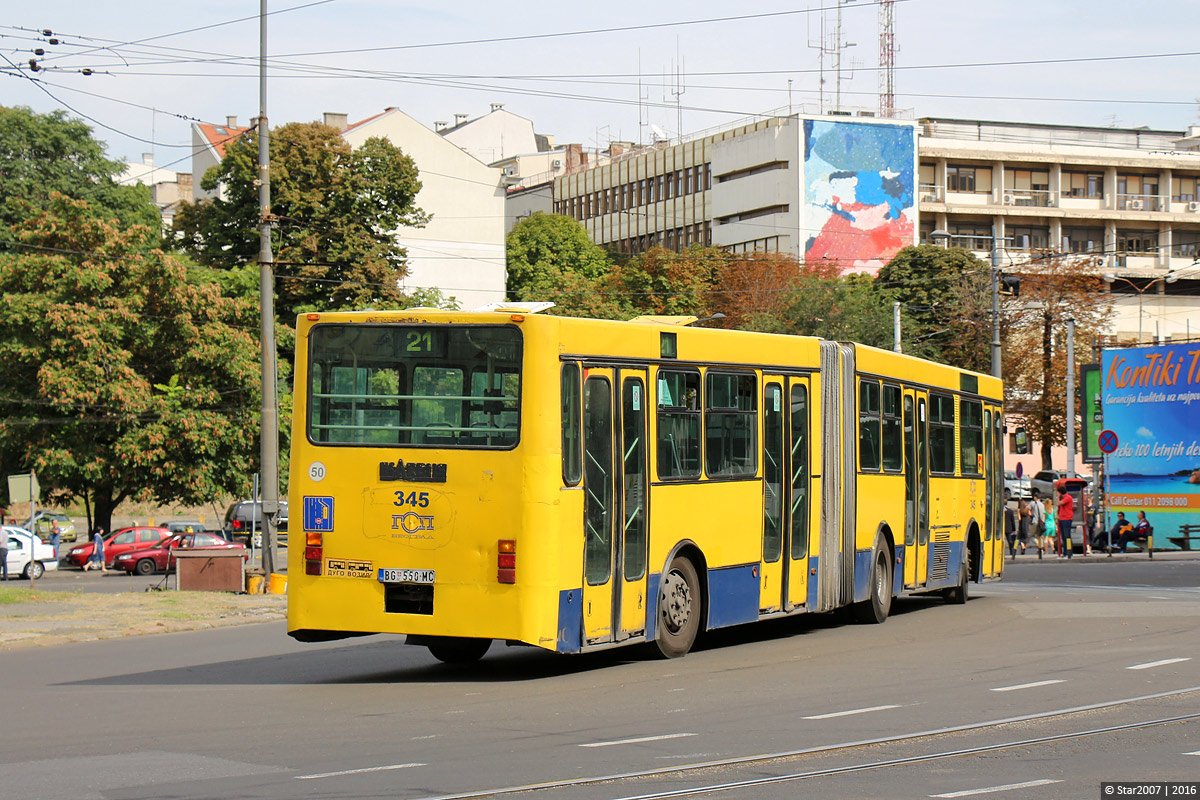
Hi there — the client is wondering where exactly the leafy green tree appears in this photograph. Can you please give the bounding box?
[0,105,160,242]
[610,246,727,319]
[1001,254,1112,469]
[877,244,992,371]
[505,213,611,302]
[0,194,262,532]
[172,122,429,321]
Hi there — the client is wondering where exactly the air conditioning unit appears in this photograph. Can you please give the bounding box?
[1129,199,1144,210]
[1188,201,1200,212]
[1003,193,1015,205]
[552,159,562,168]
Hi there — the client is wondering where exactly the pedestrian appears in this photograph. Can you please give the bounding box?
[1042,495,1056,556]
[1017,498,1031,555]
[0,523,9,580]
[82,526,107,573]
[50,520,61,560]
[1004,499,1017,559]
[1057,485,1075,559]
[1029,489,1046,559]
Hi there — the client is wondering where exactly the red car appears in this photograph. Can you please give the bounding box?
[111,532,249,575]
[63,526,172,568]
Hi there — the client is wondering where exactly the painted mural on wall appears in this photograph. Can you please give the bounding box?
[1101,343,1200,550]
[803,119,915,273]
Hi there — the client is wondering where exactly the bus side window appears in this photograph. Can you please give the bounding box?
[562,364,582,485]
[859,380,881,471]
[657,370,701,480]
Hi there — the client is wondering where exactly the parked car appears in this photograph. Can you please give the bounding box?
[3,526,59,579]
[111,532,249,575]
[164,520,211,534]
[63,526,172,568]
[1003,470,1031,500]
[1029,470,1065,498]
[223,500,289,544]
[24,511,77,543]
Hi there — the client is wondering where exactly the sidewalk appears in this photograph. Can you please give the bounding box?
[1006,546,1200,564]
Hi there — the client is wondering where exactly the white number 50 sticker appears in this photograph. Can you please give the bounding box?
[308,462,327,482]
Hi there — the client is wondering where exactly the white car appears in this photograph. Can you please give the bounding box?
[1003,470,1031,500]
[3,526,59,580]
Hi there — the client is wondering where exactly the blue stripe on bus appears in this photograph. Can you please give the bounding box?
[807,556,819,608]
[557,588,582,653]
[853,548,873,603]
[706,564,759,629]
[645,572,660,641]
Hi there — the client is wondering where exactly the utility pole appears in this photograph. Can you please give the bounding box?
[990,223,1002,379]
[257,0,280,576]
[893,301,902,352]
[1065,318,1076,479]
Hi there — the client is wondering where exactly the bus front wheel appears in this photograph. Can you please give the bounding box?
[852,544,892,624]
[427,636,492,664]
[654,556,701,658]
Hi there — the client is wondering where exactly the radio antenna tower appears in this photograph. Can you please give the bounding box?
[878,0,896,117]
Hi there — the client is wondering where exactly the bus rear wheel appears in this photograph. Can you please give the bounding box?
[427,637,492,664]
[654,556,700,658]
[852,544,892,624]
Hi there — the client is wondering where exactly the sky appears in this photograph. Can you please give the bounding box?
[3,0,1199,173]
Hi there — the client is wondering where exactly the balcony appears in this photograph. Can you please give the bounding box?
[1002,189,1053,207]
[919,183,943,203]
[1118,193,1163,212]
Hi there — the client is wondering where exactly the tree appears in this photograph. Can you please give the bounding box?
[710,251,802,330]
[505,213,611,303]
[0,194,262,532]
[609,246,727,319]
[1001,253,1113,469]
[0,106,160,242]
[876,245,992,371]
[172,122,430,321]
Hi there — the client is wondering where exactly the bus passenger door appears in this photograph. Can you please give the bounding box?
[981,407,998,578]
[582,367,650,645]
[617,371,650,640]
[988,406,1005,576]
[904,391,931,588]
[760,379,785,613]
[582,369,616,644]
[786,377,812,610]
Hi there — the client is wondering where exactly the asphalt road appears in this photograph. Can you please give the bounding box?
[3,559,1198,800]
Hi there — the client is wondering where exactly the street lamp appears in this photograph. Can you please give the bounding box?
[1102,272,1179,343]
[928,227,1003,379]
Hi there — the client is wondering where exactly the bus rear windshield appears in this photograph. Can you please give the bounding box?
[308,324,522,448]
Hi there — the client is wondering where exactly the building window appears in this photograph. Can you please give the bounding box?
[1008,226,1050,250]
[1117,230,1158,254]
[1006,169,1049,191]
[947,223,992,251]
[1173,176,1197,202]
[1172,230,1200,257]
[947,165,991,193]
[1062,226,1105,255]
[1062,171,1104,198]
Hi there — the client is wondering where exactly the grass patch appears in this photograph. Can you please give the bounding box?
[0,586,70,605]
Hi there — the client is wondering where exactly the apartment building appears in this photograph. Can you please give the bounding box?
[917,118,1200,344]
[552,114,920,272]
[552,114,1200,343]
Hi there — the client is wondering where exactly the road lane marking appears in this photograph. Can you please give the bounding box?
[1185,750,1200,756]
[990,680,1066,692]
[1128,657,1191,670]
[581,733,696,748]
[803,704,900,720]
[930,779,1061,797]
[296,763,425,780]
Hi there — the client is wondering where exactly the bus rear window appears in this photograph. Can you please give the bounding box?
[308,324,522,448]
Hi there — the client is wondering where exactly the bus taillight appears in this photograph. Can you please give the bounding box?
[304,546,322,576]
[497,539,516,584]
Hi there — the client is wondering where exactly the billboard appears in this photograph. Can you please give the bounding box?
[1080,364,1103,463]
[1101,343,1200,549]
[802,119,916,274]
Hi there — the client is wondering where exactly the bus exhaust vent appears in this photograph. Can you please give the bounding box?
[384,583,434,615]
[930,532,951,581]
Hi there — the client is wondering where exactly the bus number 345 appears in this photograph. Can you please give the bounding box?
[394,491,431,508]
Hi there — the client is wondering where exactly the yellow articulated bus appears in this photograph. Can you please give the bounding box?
[287,306,1005,662]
